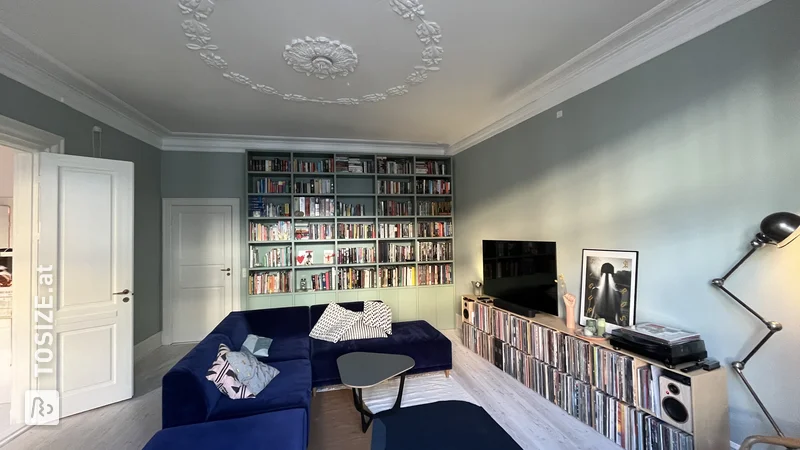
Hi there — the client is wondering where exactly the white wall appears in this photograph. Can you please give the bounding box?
[454,1,800,444]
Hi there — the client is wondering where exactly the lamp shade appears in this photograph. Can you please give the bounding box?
[760,212,800,248]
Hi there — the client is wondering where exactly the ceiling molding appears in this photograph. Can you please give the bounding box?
[0,23,168,149]
[162,133,448,155]
[446,0,772,155]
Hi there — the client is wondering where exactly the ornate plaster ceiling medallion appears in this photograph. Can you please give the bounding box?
[177,0,443,105]
[283,37,358,80]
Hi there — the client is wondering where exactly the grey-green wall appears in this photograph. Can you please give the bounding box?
[0,74,162,345]
[454,0,800,444]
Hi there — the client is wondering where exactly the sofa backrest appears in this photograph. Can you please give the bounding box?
[309,301,382,328]
[210,307,311,348]
[162,333,231,428]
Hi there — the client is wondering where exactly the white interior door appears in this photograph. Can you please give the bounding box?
[164,200,237,344]
[38,153,134,418]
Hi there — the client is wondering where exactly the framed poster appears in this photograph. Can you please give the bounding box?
[579,249,638,332]
[0,251,11,318]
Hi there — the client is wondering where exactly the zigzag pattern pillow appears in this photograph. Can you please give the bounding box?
[364,301,393,335]
[309,303,360,343]
[206,343,256,399]
[340,314,388,341]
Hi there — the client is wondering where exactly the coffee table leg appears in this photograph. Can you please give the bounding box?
[392,374,406,411]
[352,388,374,433]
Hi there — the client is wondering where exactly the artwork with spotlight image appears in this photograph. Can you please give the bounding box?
[579,249,638,332]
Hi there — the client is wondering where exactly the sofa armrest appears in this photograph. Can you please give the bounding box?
[162,334,229,428]
[244,306,310,338]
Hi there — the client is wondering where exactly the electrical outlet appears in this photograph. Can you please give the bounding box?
[556,110,563,119]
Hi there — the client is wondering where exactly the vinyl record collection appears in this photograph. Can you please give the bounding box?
[462,322,493,363]
[462,298,698,450]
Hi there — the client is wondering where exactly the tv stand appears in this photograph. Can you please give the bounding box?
[492,298,537,318]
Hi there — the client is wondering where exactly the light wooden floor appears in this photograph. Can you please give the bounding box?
[2,330,617,450]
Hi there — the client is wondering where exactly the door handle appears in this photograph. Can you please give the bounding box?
[113,289,132,295]
[221,268,231,272]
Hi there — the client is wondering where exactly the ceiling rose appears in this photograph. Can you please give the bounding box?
[283,37,358,80]
[177,0,443,106]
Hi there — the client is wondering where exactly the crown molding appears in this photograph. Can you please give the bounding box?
[0,23,168,149]
[446,0,772,155]
[161,133,448,155]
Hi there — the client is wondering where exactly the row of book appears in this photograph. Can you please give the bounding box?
[378,200,413,216]
[378,243,415,263]
[417,263,452,285]
[493,310,531,353]
[337,247,376,265]
[416,179,451,195]
[249,271,291,294]
[593,391,694,450]
[294,158,334,173]
[379,180,414,195]
[250,178,290,194]
[295,179,334,194]
[250,221,291,242]
[249,199,290,217]
[378,223,412,238]
[339,223,375,240]
[417,221,453,237]
[418,200,452,216]
[249,157,290,172]
[415,160,448,175]
[294,197,336,217]
[250,246,291,268]
[564,335,593,384]
[593,346,635,404]
[295,223,334,241]
[336,156,374,173]
[339,203,368,217]
[462,322,493,362]
[307,270,333,291]
[378,266,416,288]
[337,267,377,290]
[418,240,453,262]
[377,157,413,174]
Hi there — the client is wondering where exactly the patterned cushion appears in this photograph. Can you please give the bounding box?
[364,301,393,335]
[340,314,388,341]
[226,347,280,395]
[206,343,256,399]
[309,303,360,343]
[242,334,273,357]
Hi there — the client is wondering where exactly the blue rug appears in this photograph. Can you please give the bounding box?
[371,400,522,450]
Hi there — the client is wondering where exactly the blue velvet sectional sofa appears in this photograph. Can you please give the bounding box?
[144,301,452,449]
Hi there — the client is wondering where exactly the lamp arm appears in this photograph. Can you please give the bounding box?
[711,241,788,438]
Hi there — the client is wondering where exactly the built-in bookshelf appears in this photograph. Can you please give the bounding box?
[461,295,729,450]
[245,151,455,330]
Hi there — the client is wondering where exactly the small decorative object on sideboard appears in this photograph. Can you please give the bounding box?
[556,274,576,330]
[299,277,308,292]
[579,249,639,332]
[471,280,483,296]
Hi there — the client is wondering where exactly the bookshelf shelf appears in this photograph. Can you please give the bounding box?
[247,151,454,322]
[460,295,729,450]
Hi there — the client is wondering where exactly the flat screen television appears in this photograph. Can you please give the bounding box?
[482,240,558,317]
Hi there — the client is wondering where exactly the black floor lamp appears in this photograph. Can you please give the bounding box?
[711,211,800,437]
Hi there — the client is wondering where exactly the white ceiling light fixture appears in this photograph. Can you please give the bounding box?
[177,0,443,106]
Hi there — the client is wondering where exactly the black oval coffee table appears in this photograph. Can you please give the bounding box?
[337,352,415,433]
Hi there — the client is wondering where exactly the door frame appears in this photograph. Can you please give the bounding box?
[0,114,63,442]
[161,198,242,345]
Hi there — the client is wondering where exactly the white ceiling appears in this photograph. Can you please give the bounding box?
[0,0,770,152]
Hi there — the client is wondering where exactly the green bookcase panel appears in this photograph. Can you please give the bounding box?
[376,289,400,322]
[314,292,337,305]
[293,293,316,307]
[397,289,418,322]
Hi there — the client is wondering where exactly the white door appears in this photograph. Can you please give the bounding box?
[164,200,238,344]
[38,153,134,418]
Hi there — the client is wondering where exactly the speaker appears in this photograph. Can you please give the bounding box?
[462,298,476,324]
[659,375,693,433]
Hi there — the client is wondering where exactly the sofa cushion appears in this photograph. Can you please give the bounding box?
[364,301,393,335]
[206,343,256,399]
[340,315,387,341]
[162,334,231,428]
[208,358,312,423]
[310,301,367,328]
[145,408,308,450]
[211,307,311,349]
[310,303,361,343]
[258,335,310,363]
[311,320,452,387]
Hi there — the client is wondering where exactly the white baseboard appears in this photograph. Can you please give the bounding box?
[0,425,31,447]
[134,331,162,362]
